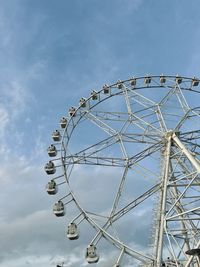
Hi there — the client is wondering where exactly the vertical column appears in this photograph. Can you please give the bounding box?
[155,135,172,267]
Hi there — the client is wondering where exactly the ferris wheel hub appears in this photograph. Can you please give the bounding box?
[165,130,174,138]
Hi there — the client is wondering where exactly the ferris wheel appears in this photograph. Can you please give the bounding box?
[44,75,200,267]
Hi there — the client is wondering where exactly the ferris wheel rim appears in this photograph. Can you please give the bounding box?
[46,74,200,266]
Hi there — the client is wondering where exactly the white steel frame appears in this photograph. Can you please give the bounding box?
[45,75,200,267]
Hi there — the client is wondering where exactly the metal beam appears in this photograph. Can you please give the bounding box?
[172,133,200,173]
[155,135,172,267]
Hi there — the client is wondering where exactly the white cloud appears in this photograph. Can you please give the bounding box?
[0,81,31,146]
[117,0,143,14]
[4,81,32,115]
[0,105,9,138]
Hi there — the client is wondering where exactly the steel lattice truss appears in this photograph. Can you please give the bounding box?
[45,75,200,267]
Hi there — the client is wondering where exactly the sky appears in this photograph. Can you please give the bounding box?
[0,0,200,267]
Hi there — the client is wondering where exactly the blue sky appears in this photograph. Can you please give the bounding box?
[0,0,200,267]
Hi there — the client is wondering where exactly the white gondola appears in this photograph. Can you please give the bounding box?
[113,264,120,267]
[53,200,65,217]
[175,75,182,84]
[117,80,123,89]
[79,98,86,108]
[86,244,99,263]
[47,144,57,157]
[91,90,98,100]
[103,84,109,94]
[46,180,58,195]
[144,76,151,84]
[52,130,61,142]
[130,78,136,86]
[67,222,79,240]
[69,107,76,117]
[192,78,199,87]
[45,161,56,175]
[60,117,67,128]
[160,75,166,84]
